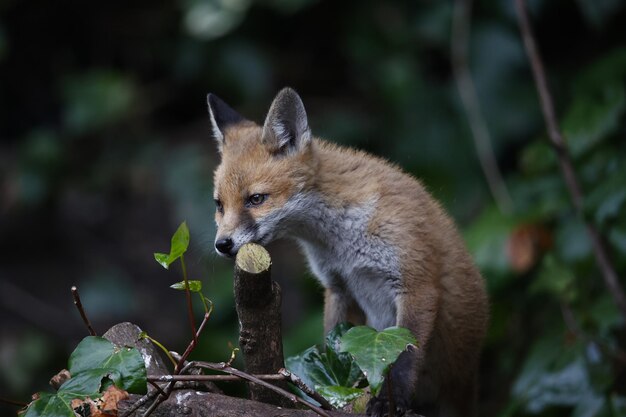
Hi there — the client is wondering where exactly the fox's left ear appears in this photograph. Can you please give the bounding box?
[207,93,247,152]
[262,88,311,155]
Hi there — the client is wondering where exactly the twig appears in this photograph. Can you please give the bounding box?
[278,368,335,411]
[71,286,97,336]
[185,361,333,417]
[147,381,167,397]
[179,255,198,345]
[514,0,626,319]
[119,388,163,417]
[560,302,626,365]
[129,311,212,417]
[139,383,174,417]
[174,311,210,374]
[148,370,335,410]
[149,374,286,382]
[0,397,28,407]
[451,0,513,214]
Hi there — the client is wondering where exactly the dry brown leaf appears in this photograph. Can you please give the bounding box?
[507,224,553,273]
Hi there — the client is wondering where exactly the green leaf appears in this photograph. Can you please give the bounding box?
[520,139,557,174]
[170,221,190,259]
[68,336,147,394]
[23,369,119,417]
[511,336,608,414]
[555,218,592,263]
[58,368,120,397]
[286,346,364,393]
[153,222,190,269]
[574,48,626,94]
[23,392,73,417]
[530,255,576,302]
[154,252,170,269]
[562,82,625,158]
[286,323,364,393]
[315,385,365,408]
[340,326,417,395]
[522,358,591,413]
[170,280,202,292]
[571,393,605,417]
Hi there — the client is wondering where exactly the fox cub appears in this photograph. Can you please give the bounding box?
[208,88,488,417]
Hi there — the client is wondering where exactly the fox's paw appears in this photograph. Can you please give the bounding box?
[366,395,411,417]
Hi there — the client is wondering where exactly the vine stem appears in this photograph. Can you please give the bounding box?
[180,254,197,344]
[514,0,626,318]
[174,311,211,374]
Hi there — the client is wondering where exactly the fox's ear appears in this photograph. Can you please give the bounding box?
[262,88,311,155]
[207,93,246,151]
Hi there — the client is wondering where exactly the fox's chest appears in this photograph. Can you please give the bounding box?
[298,232,401,330]
[281,193,402,329]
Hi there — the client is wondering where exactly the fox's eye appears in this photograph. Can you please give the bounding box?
[214,199,223,214]
[246,193,267,207]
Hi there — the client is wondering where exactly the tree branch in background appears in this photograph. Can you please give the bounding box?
[514,0,626,318]
[71,286,97,336]
[451,0,513,214]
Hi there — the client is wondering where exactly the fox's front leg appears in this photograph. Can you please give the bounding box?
[323,288,366,334]
[367,284,440,417]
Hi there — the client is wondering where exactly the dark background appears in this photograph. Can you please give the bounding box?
[1,0,626,415]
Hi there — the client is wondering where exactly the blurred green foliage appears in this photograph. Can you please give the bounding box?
[1,0,626,416]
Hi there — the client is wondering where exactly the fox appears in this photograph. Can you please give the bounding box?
[207,87,489,417]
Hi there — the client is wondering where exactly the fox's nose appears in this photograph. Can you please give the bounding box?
[215,238,234,255]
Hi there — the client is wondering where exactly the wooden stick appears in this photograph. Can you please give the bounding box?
[233,243,290,407]
[185,361,333,417]
[71,286,97,336]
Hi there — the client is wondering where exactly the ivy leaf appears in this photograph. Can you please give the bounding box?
[68,336,147,394]
[286,323,364,391]
[315,385,365,408]
[23,369,120,417]
[563,82,625,158]
[58,368,121,397]
[153,222,190,269]
[340,326,417,395]
[170,280,202,292]
[530,255,577,302]
[154,253,170,269]
[23,392,73,417]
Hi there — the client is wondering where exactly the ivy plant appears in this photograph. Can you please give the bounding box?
[21,336,146,417]
[286,323,416,408]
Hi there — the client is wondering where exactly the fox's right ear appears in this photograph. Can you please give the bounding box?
[207,93,246,152]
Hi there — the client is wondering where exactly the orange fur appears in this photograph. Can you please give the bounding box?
[209,89,489,417]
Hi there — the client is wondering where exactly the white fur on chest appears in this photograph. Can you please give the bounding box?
[263,192,401,330]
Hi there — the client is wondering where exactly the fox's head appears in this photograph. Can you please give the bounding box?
[208,88,316,257]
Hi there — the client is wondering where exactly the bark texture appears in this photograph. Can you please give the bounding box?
[118,391,358,417]
[234,243,291,407]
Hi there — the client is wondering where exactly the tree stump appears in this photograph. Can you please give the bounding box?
[234,243,291,407]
